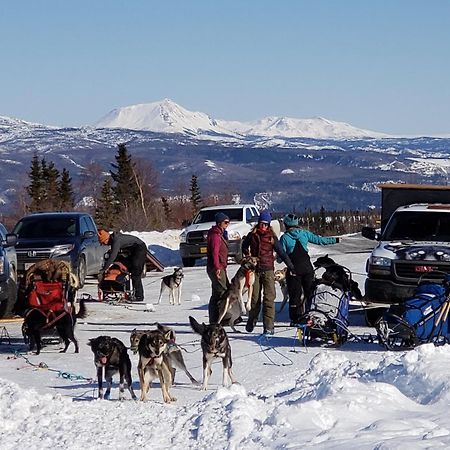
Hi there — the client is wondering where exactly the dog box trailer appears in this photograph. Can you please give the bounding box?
[362,183,450,304]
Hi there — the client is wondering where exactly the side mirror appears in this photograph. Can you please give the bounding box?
[83,231,95,239]
[4,233,17,247]
[361,226,378,240]
[181,219,192,227]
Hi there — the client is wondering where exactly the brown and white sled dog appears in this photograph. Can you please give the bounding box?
[189,316,236,391]
[157,267,184,305]
[130,324,198,385]
[137,329,176,402]
[216,256,259,331]
[274,267,289,312]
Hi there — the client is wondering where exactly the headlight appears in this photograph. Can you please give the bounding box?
[369,256,392,267]
[0,256,5,275]
[228,230,241,241]
[180,231,187,243]
[51,244,75,257]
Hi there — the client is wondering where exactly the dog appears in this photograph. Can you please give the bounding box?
[189,316,236,391]
[274,267,289,312]
[313,255,363,300]
[130,324,199,385]
[157,267,184,305]
[23,298,87,355]
[216,256,259,332]
[137,329,176,402]
[88,336,137,400]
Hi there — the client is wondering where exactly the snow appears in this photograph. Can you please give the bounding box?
[2,232,450,448]
[93,99,387,139]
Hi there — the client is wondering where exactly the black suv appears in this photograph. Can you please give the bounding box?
[0,223,18,318]
[13,212,106,288]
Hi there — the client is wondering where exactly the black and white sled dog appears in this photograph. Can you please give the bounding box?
[274,267,289,312]
[88,335,137,400]
[189,316,236,391]
[130,324,198,385]
[217,255,259,331]
[313,255,363,300]
[157,267,184,305]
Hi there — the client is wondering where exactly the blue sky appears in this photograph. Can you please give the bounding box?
[1,0,449,135]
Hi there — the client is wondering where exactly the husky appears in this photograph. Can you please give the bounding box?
[157,267,184,305]
[87,336,137,400]
[274,267,289,312]
[23,298,87,355]
[189,316,236,391]
[216,256,259,332]
[130,324,198,385]
[137,329,176,402]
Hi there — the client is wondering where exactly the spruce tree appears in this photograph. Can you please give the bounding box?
[161,196,172,224]
[95,178,117,229]
[26,153,44,211]
[190,174,202,215]
[42,159,60,210]
[58,168,75,210]
[110,143,139,213]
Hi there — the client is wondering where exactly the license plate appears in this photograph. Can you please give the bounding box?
[24,263,35,270]
[414,265,438,273]
[200,247,207,254]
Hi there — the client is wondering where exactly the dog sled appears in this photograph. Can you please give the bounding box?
[375,276,450,350]
[22,259,79,347]
[98,261,133,302]
[296,282,351,346]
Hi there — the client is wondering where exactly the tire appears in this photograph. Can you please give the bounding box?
[77,256,87,288]
[182,257,196,267]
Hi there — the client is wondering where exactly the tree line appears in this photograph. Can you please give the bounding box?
[20,143,380,233]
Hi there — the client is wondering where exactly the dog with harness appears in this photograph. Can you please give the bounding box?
[157,267,184,305]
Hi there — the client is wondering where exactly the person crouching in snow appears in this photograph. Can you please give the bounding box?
[242,210,296,335]
[279,213,339,325]
[206,212,231,323]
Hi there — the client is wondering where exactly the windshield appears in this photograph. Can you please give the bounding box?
[193,208,244,224]
[383,211,450,242]
[14,217,78,239]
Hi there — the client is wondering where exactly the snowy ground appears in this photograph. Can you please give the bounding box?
[2,232,450,449]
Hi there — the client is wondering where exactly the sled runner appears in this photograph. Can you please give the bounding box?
[376,276,450,350]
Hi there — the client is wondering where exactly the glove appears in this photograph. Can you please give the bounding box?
[335,237,340,243]
[98,270,105,282]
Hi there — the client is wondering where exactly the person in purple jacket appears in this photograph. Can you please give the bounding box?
[206,212,231,323]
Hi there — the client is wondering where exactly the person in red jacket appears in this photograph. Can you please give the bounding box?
[206,212,230,323]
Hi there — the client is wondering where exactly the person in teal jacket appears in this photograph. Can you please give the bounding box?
[279,213,339,325]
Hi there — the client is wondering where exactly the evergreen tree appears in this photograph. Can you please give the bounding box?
[319,205,326,233]
[189,174,202,215]
[110,143,139,213]
[161,196,172,224]
[26,153,44,212]
[42,159,60,210]
[95,178,117,229]
[58,168,75,210]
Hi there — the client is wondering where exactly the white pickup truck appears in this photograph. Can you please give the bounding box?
[179,204,260,267]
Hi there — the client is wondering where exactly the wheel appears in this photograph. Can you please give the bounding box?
[182,257,196,267]
[77,256,87,288]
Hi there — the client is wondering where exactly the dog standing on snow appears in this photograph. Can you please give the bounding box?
[216,255,259,332]
[189,316,236,390]
[157,267,184,305]
[274,267,289,312]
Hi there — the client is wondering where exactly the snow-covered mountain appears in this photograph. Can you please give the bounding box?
[94,98,235,136]
[94,99,388,139]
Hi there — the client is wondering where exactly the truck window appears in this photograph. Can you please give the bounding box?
[193,208,244,224]
[383,211,450,242]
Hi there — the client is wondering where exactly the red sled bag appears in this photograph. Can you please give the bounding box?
[28,281,65,312]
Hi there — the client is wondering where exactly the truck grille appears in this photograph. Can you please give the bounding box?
[393,261,450,281]
[186,231,207,245]
[16,249,52,261]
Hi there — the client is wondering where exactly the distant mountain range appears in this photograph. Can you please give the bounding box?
[94,98,389,139]
[1,102,450,216]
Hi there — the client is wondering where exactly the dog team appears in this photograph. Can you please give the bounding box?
[21,210,346,402]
